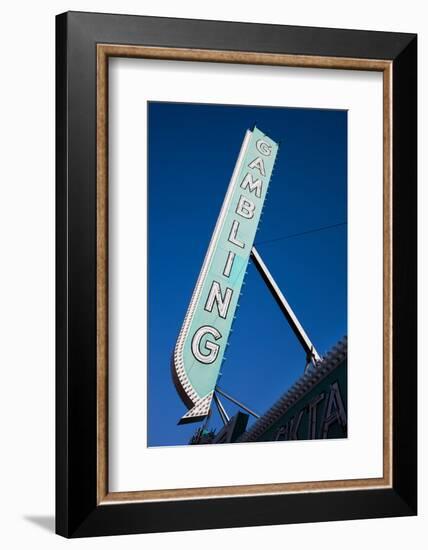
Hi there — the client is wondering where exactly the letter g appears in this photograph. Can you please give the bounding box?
[191,326,222,364]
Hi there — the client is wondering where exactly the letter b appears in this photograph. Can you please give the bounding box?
[236,195,256,219]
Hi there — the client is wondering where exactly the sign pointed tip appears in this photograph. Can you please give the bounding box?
[178,391,214,425]
[177,414,206,426]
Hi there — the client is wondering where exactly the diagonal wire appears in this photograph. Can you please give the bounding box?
[255,221,347,246]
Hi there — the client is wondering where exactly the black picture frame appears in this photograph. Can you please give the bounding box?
[56,11,417,538]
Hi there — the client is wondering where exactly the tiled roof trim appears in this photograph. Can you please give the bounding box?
[239,336,347,442]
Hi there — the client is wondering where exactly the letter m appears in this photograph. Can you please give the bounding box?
[240,172,263,198]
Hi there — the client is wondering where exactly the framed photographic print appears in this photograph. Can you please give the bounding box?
[56,11,417,537]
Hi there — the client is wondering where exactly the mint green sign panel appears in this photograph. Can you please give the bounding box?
[172,127,279,424]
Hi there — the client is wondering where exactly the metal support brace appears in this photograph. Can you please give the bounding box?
[251,246,321,367]
[215,386,260,419]
[213,392,230,426]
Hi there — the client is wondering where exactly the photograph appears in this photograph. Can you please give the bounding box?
[148,101,348,447]
[51,9,418,539]
[0,0,422,546]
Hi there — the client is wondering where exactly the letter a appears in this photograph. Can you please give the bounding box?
[248,157,266,176]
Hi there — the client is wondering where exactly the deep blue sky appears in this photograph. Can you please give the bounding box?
[147,101,347,446]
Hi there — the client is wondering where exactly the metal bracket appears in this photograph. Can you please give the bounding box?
[215,386,260,419]
[213,392,230,426]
